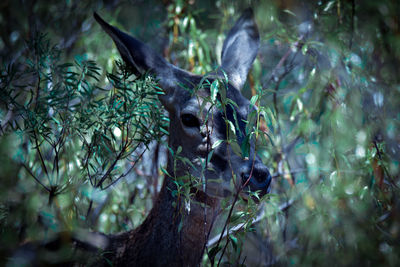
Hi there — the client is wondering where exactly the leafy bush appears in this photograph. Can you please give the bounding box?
[0,31,168,251]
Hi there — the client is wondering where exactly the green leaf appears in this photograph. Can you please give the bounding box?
[227,120,236,136]
[212,140,224,150]
[160,127,169,135]
[160,166,170,177]
[250,95,259,106]
[246,110,257,135]
[241,134,251,159]
[283,9,296,17]
[230,141,242,157]
[208,245,222,260]
[207,150,214,164]
[230,212,245,224]
[219,81,227,103]
[210,80,219,103]
[229,235,238,251]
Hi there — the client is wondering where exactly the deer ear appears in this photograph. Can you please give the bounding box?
[94,12,168,77]
[220,8,260,90]
[94,12,188,109]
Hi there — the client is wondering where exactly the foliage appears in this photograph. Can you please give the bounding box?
[0,31,167,259]
[1,0,400,266]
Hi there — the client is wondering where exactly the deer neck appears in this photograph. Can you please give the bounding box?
[106,154,220,266]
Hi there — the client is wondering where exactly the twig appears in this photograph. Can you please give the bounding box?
[33,130,50,180]
[101,148,148,190]
[215,187,241,267]
[263,36,304,89]
[21,163,50,192]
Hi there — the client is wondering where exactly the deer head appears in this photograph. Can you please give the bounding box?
[94,8,270,203]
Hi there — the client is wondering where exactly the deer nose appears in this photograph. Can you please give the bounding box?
[241,162,271,196]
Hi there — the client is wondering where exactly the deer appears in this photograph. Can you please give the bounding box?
[89,8,271,267]
[8,8,271,267]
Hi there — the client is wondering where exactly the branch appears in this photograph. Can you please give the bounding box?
[33,130,49,180]
[263,35,304,89]
[101,147,147,190]
[21,163,50,192]
[207,199,294,248]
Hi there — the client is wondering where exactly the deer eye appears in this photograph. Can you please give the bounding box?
[181,114,200,129]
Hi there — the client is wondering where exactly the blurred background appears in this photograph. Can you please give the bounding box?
[1,0,399,266]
